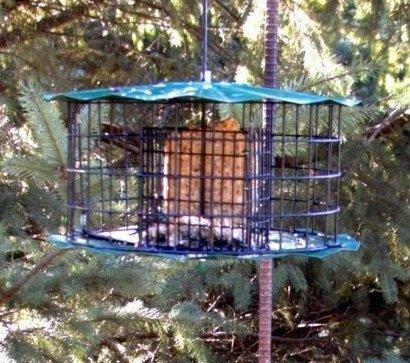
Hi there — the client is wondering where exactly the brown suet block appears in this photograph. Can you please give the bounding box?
[164,118,246,225]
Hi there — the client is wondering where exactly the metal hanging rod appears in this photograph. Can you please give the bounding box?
[201,0,211,82]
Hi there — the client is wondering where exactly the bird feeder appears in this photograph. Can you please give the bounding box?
[46,82,360,259]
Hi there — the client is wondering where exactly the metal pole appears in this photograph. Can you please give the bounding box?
[201,0,209,81]
[199,0,209,213]
[264,0,279,89]
[258,258,273,363]
[259,1,279,363]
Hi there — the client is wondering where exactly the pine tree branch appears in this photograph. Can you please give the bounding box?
[301,66,374,90]
[1,0,34,11]
[213,0,241,22]
[111,331,336,345]
[366,330,402,338]
[0,2,90,49]
[108,0,167,13]
[2,0,235,64]
[0,250,65,306]
[100,338,129,363]
[364,109,407,144]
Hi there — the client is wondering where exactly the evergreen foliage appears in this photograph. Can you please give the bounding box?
[0,0,408,361]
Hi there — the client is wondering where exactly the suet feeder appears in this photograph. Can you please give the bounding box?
[46,0,359,259]
[46,83,360,259]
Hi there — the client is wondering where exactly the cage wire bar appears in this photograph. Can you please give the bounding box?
[63,98,344,257]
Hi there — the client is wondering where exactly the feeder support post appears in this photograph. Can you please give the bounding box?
[259,257,274,363]
[259,1,280,363]
[264,0,279,89]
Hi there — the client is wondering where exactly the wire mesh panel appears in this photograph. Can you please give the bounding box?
[269,104,341,250]
[66,100,342,257]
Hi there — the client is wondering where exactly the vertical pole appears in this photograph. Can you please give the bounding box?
[200,0,209,81]
[264,0,279,89]
[199,0,209,213]
[67,102,75,241]
[199,103,207,215]
[259,1,279,363]
[258,258,273,363]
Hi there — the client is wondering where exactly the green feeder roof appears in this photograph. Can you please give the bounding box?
[44,81,361,106]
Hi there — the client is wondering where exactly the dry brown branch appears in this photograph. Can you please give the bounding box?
[364,109,407,144]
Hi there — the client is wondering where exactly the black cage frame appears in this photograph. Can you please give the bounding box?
[66,100,342,257]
